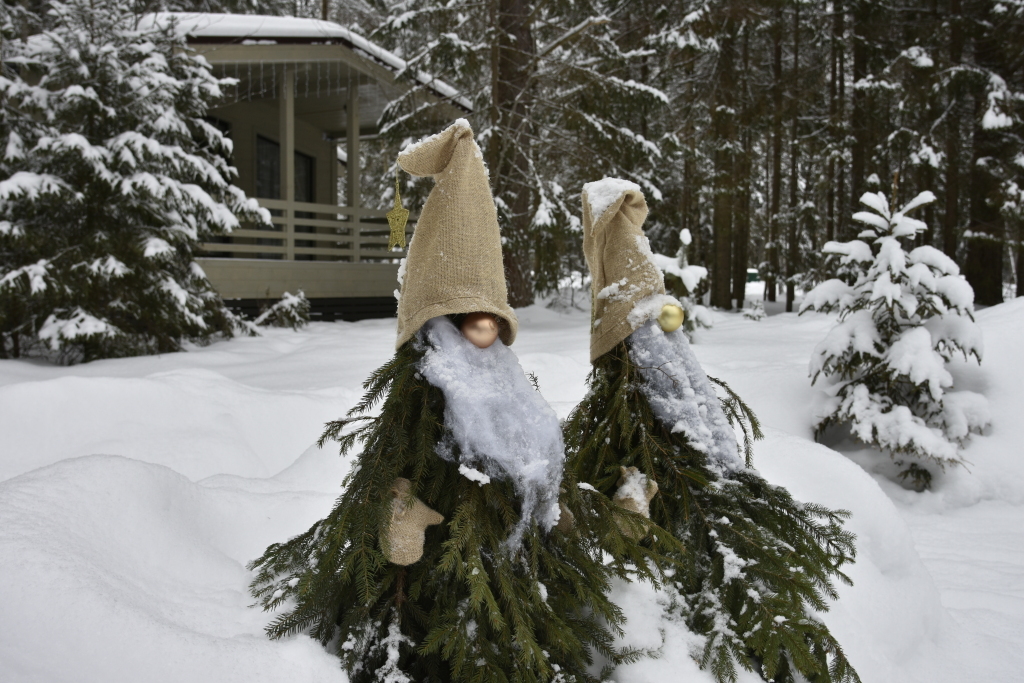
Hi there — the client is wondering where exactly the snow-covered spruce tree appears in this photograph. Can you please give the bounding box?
[566,180,859,683]
[800,190,990,485]
[249,124,673,683]
[253,290,310,330]
[0,1,264,362]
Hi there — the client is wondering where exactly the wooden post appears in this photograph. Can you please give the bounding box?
[347,72,361,262]
[281,64,295,260]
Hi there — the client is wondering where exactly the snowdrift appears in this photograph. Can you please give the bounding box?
[1,299,1021,682]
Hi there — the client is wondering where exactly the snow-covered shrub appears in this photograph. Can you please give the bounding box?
[801,190,990,480]
[742,300,766,321]
[651,229,713,337]
[0,1,266,362]
[253,291,311,330]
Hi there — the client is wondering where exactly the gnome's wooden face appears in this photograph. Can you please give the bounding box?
[460,312,500,348]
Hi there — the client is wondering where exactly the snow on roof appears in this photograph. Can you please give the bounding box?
[145,13,471,111]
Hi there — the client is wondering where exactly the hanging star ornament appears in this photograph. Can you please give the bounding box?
[386,174,409,251]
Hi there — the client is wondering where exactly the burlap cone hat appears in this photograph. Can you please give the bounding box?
[582,178,668,362]
[395,119,518,350]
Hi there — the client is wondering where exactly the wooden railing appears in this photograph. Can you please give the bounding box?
[201,199,415,263]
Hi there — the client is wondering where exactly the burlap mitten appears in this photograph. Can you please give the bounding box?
[611,466,659,540]
[384,478,444,565]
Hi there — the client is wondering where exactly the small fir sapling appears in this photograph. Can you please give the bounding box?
[742,300,766,321]
[800,190,990,484]
[0,1,266,362]
[568,179,860,683]
[253,291,311,329]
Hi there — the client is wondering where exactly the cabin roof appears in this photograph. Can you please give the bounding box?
[147,13,471,112]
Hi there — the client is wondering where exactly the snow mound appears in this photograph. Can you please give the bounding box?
[416,317,564,544]
[0,368,354,482]
[744,430,959,683]
[0,455,346,683]
[628,320,743,472]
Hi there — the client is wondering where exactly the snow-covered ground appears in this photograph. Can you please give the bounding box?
[2,297,1022,682]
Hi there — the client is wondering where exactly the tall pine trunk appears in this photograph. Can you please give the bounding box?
[732,29,752,308]
[786,1,800,313]
[767,1,783,302]
[963,3,1005,306]
[490,0,536,307]
[943,0,964,259]
[711,20,736,310]
[1017,225,1024,297]
[850,0,871,213]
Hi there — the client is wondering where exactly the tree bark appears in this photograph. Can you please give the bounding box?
[963,11,1005,306]
[1017,226,1024,297]
[943,0,964,259]
[490,0,536,307]
[732,28,751,308]
[786,0,800,313]
[767,1,783,302]
[711,19,736,310]
[850,0,871,213]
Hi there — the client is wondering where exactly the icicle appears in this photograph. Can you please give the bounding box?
[317,60,321,98]
[247,61,252,100]
[304,62,309,98]
[271,61,276,97]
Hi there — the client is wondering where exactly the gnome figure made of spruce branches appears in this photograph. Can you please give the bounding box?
[564,178,861,683]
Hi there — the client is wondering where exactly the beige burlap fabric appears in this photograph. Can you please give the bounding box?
[582,180,666,362]
[395,120,518,350]
[385,477,444,566]
[611,466,659,540]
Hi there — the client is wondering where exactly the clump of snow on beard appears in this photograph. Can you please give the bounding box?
[628,319,744,473]
[416,316,565,549]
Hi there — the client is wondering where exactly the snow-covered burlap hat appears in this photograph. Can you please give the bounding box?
[395,120,518,350]
[582,178,667,362]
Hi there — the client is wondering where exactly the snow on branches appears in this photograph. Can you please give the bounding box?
[0,0,266,362]
[801,190,990,477]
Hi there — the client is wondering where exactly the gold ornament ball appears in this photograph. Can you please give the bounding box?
[657,304,685,332]
[461,312,500,348]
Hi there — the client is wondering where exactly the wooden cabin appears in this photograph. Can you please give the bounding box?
[163,13,469,320]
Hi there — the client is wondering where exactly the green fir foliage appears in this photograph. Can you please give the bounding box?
[565,342,860,683]
[0,1,265,362]
[249,338,671,683]
[253,290,311,330]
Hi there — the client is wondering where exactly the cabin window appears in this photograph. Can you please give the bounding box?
[256,136,316,203]
[256,136,281,199]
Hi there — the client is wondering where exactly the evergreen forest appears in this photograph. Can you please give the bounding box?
[244,0,1023,310]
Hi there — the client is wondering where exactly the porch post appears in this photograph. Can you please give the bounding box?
[280,64,295,260]
[347,73,361,262]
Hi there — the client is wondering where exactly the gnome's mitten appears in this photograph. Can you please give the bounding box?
[611,466,659,540]
[385,478,444,566]
[555,490,576,534]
